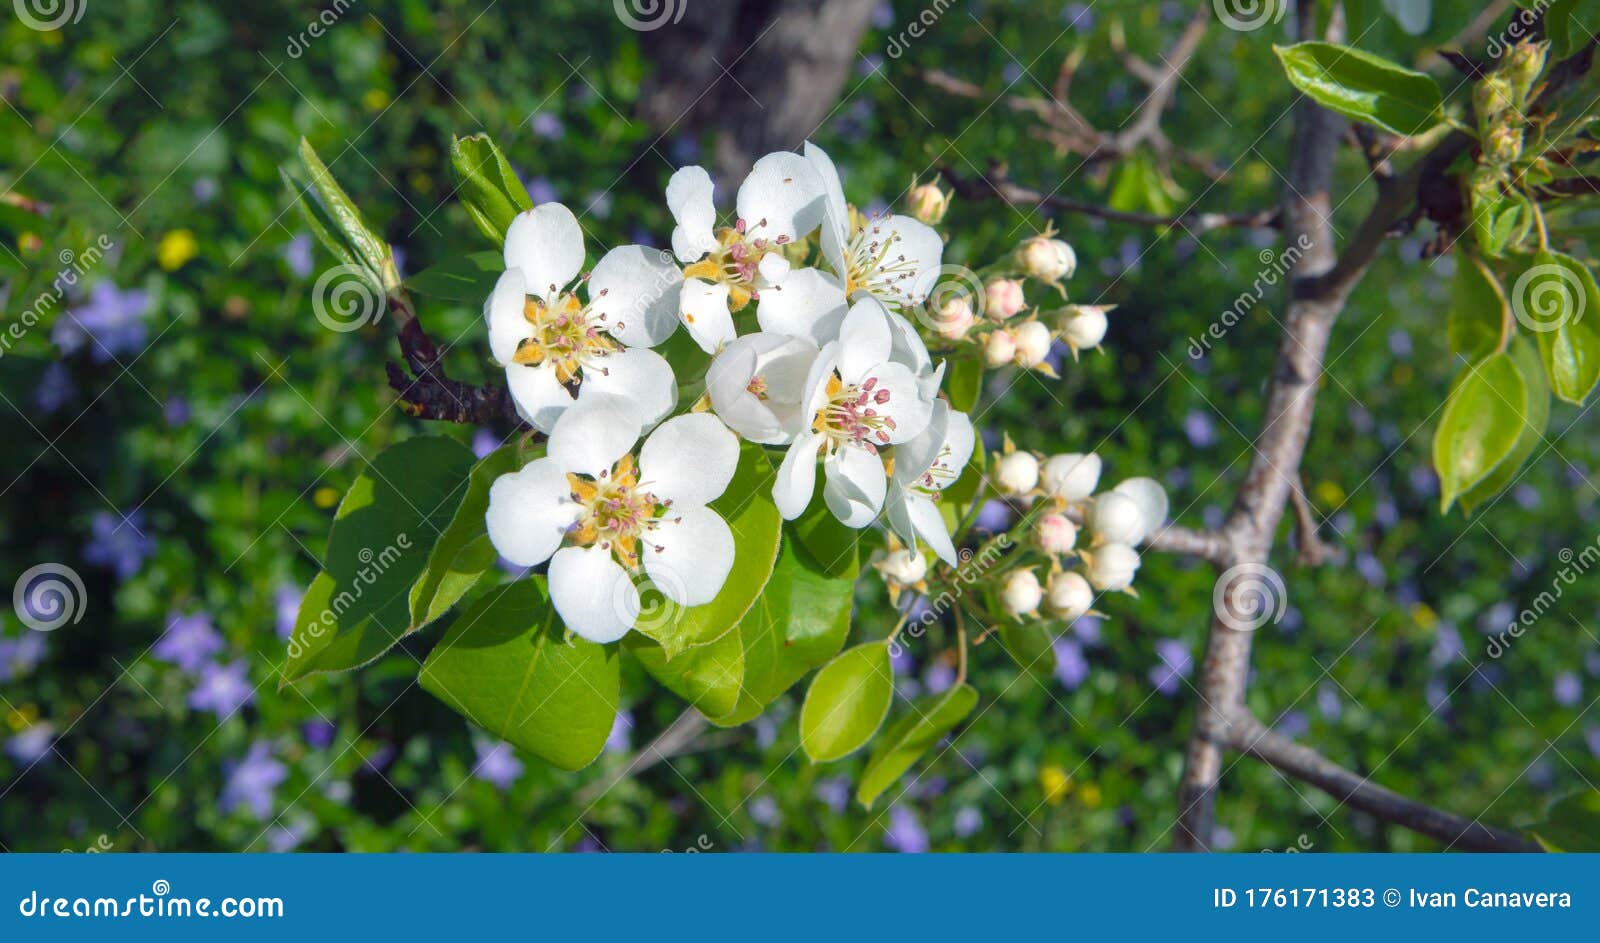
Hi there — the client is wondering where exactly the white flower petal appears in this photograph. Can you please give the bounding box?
[940,409,976,482]
[548,546,637,643]
[905,492,958,566]
[756,267,848,347]
[640,413,739,507]
[485,459,580,567]
[873,215,943,305]
[858,361,932,444]
[580,346,677,431]
[645,505,734,607]
[504,203,584,301]
[1113,477,1170,545]
[824,445,887,528]
[505,362,574,433]
[680,279,736,354]
[837,296,894,382]
[757,253,791,285]
[486,268,528,365]
[775,430,825,520]
[887,309,932,374]
[666,165,719,263]
[892,401,950,487]
[588,245,682,347]
[736,151,824,244]
[547,393,643,476]
[803,141,850,276]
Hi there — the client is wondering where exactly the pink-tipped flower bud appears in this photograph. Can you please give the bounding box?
[907,182,952,225]
[934,293,979,341]
[1037,513,1079,555]
[1001,568,1044,618]
[1046,571,1094,620]
[984,278,1026,320]
[1017,235,1076,283]
[983,328,1018,367]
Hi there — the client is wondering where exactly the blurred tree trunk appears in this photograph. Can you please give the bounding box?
[636,0,877,180]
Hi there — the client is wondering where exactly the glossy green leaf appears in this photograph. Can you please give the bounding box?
[1459,337,1549,515]
[856,684,978,808]
[1273,42,1442,136]
[1532,788,1600,851]
[420,578,619,771]
[451,133,534,246]
[406,251,504,302]
[1433,352,1526,513]
[800,641,894,762]
[791,501,863,579]
[944,353,983,413]
[999,622,1057,681]
[712,537,857,726]
[627,631,745,718]
[408,444,522,632]
[631,442,781,659]
[1447,254,1511,360]
[1524,251,1600,404]
[283,436,475,683]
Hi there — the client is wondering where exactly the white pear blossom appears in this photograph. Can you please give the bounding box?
[667,159,842,352]
[874,546,928,587]
[1084,542,1140,593]
[984,278,1026,320]
[489,203,680,433]
[886,400,975,566]
[1036,513,1078,555]
[484,394,740,643]
[994,449,1040,497]
[705,332,819,444]
[774,297,934,528]
[1001,569,1044,618]
[1018,235,1076,283]
[1046,570,1094,620]
[1112,477,1170,545]
[804,141,943,311]
[983,328,1017,368]
[1087,491,1146,545]
[1060,304,1110,357]
[1013,319,1054,369]
[1041,452,1101,503]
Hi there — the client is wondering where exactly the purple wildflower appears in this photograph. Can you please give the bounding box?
[152,611,224,675]
[220,742,286,820]
[83,510,155,582]
[53,282,151,362]
[884,806,929,853]
[188,659,254,720]
[473,740,524,791]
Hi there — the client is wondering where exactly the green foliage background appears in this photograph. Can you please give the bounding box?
[2,0,1599,852]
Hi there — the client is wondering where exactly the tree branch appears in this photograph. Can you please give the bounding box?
[385,298,525,427]
[938,165,1278,234]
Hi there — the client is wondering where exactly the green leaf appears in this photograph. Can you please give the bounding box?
[1447,254,1511,360]
[1273,42,1442,136]
[1523,251,1600,404]
[711,536,857,726]
[279,167,366,278]
[627,631,745,718]
[942,431,987,509]
[1459,337,1549,515]
[420,578,619,771]
[631,442,781,659]
[297,137,389,273]
[790,501,863,579]
[406,251,504,302]
[1432,352,1527,513]
[998,622,1057,681]
[451,133,534,247]
[944,353,983,412]
[408,444,522,633]
[800,641,894,762]
[856,684,978,808]
[1532,788,1600,851]
[283,436,476,683]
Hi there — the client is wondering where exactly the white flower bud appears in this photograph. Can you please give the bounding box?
[994,450,1040,497]
[984,279,1026,320]
[1088,491,1145,545]
[1012,319,1054,368]
[1046,571,1094,620]
[1112,477,1169,546]
[1018,235,1076,282]
[1084,543,1140,592]
[1042,452,1101,503]
[1060,304,1109,355]
[907,182,952,225]
[875,547,928,587]
[1036,513,1078,555]
[1001,568,1044,618]
[983,328,1017,367]
[935,294,978,341]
